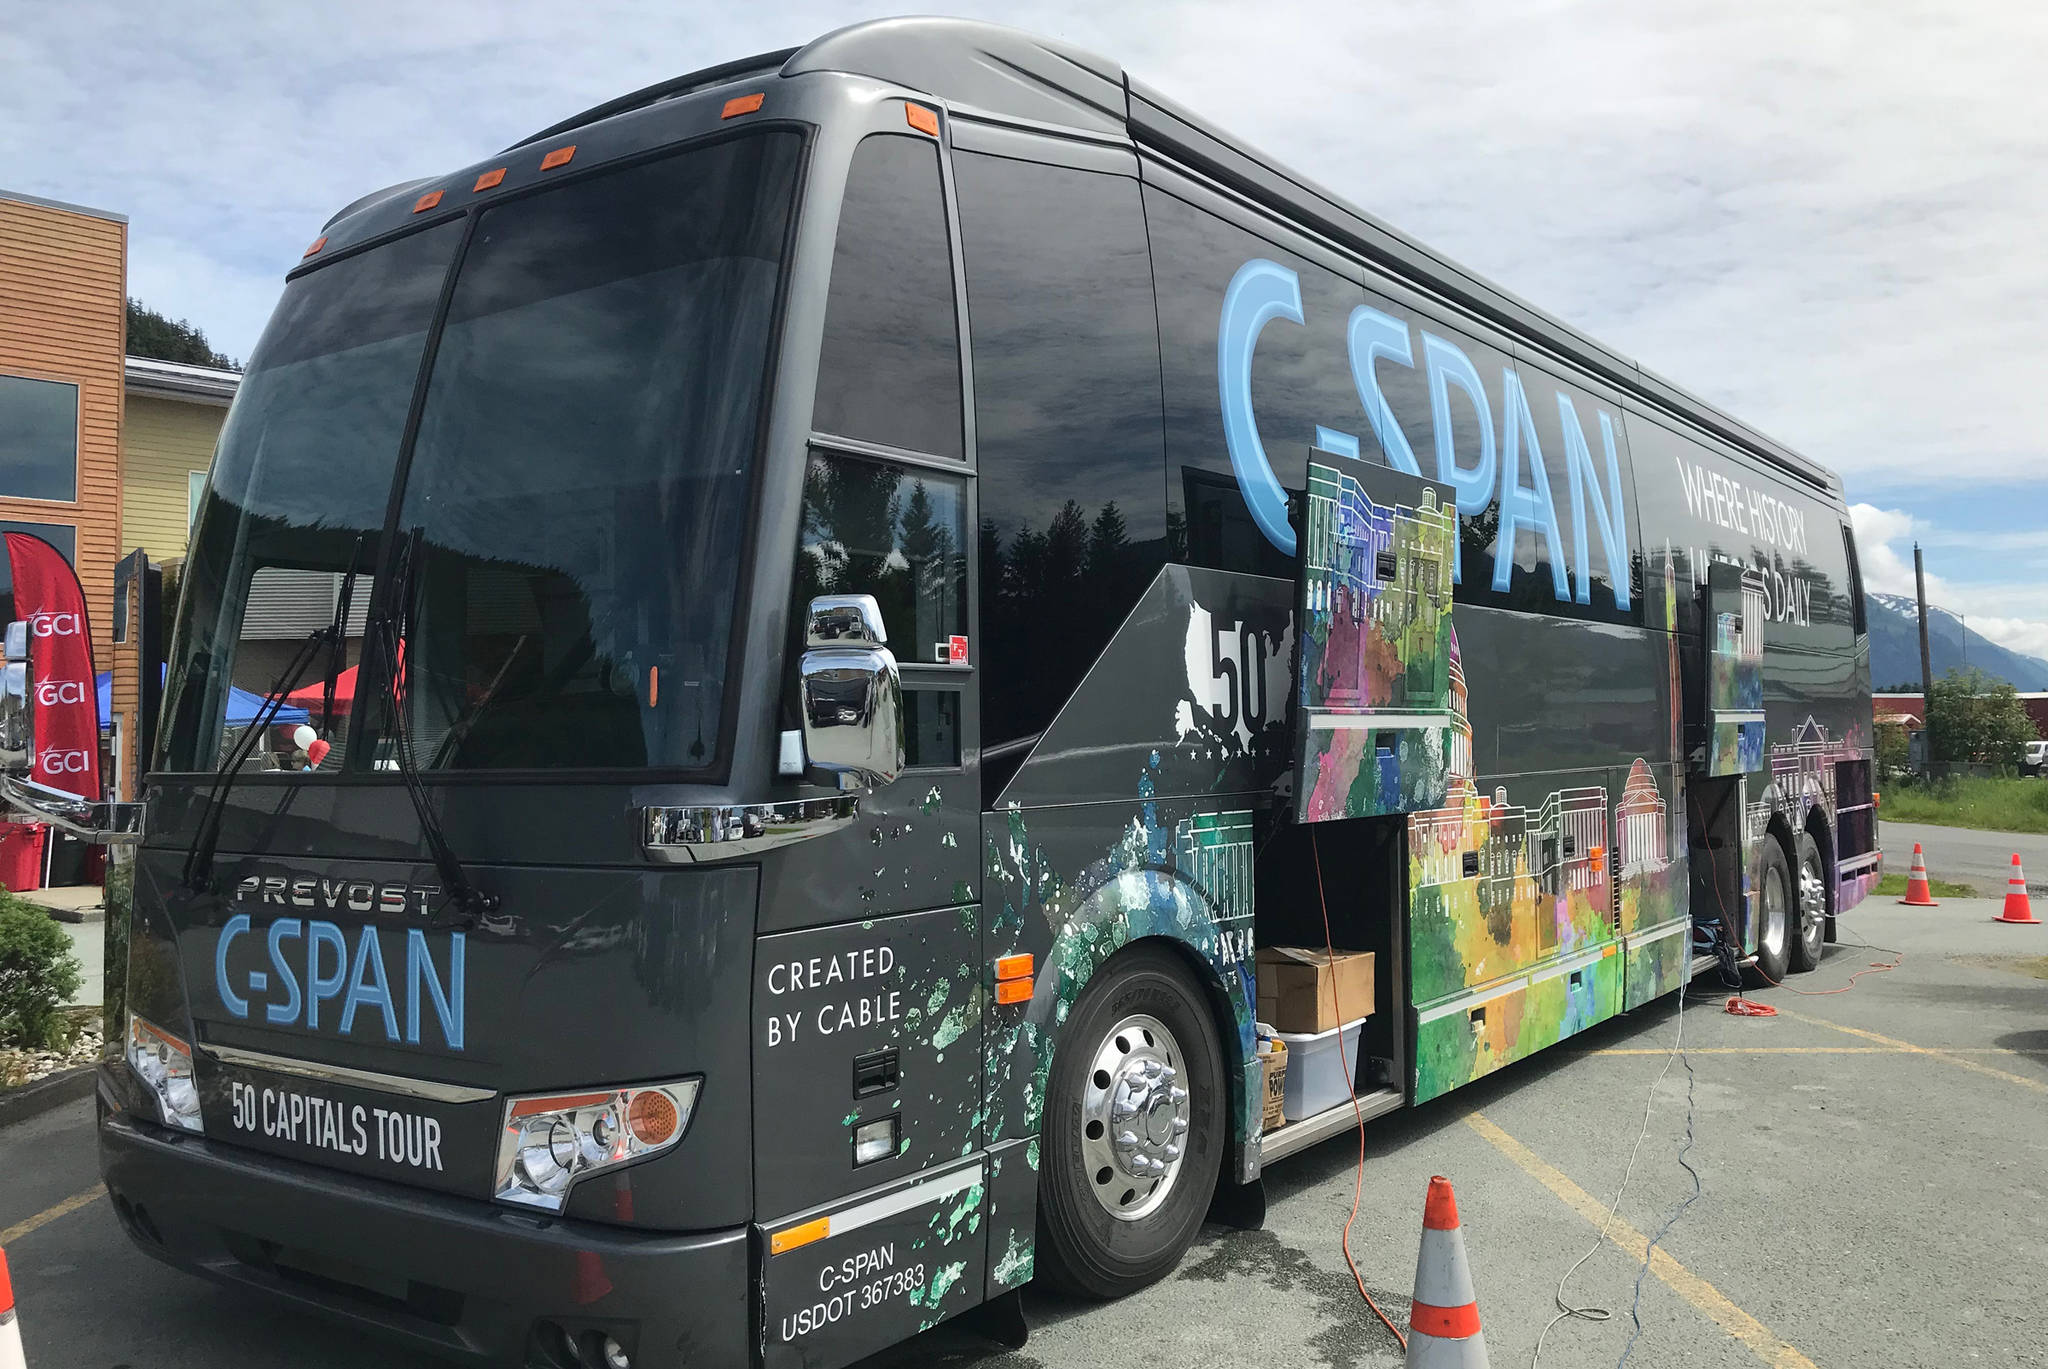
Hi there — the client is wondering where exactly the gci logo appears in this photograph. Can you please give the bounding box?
[29,611,82,638]
[38,750,94,775]
[36,680,87,706]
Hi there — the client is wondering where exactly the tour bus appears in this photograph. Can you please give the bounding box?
[7,17,1880,1369]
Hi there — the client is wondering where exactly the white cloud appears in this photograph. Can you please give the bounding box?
[1850,502,2048,664]
[5,3,2044,564]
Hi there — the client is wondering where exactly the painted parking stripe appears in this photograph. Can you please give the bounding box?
[1465,1111,1818,1369]
[0,1186,103,1246]
[1773,1007,2048,1094]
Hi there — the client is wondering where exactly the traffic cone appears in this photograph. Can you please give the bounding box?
[1405,1176,1489,1368]
[0,1246,26,1369]
[1897,844,1940,906]
[1995,854,2038,925]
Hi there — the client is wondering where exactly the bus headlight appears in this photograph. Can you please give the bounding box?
[494,1080,699,1210]
[126,1014,204,1134]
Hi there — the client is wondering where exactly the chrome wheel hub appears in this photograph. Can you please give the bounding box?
[1761,865,1789,961]
[1799,856,1827,955]
[1079,1013,1189,1222]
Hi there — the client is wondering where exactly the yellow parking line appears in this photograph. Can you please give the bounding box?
[1582,1046,2048,1056]
[1465,1112,1817,1369]
[1,1185,104,1246]
[1770,1008,2048,1094]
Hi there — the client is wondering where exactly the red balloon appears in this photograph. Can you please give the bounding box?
[305,738,332,768]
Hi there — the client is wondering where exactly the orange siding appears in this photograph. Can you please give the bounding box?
[0,195,129,798]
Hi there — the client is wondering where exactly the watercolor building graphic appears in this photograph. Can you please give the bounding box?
[1294,460,1457,822]
[1405,635,1687,1102]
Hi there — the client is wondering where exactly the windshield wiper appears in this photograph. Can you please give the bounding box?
[182,540,369,893]
[368,533,498,928]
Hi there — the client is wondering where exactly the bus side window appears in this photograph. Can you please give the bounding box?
[812,134,963,459]
[1841,522,1866,634]
[952,149,1166,789]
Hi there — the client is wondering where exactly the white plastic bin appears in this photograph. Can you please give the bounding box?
[1274,1018,1367,1121]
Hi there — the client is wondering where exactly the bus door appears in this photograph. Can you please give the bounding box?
[750,109,991,1369]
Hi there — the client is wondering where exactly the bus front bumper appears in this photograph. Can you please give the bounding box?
[98,1089,751,1368]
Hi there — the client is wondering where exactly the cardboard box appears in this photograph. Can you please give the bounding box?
[1261,1042,1289,1132]
[1255,947,1375,1035]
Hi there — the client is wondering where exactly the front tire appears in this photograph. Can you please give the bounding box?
[1035,944,1224,1299]
[1749,837,1794,986]
[1790,831,1827,973]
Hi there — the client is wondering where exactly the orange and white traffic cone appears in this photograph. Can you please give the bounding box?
[1405,1176,1489,1368]
[0,1246,26,1369]
[1897,843,1940,906]
[1995,854,2038,925]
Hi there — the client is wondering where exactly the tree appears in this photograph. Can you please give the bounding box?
[1924,667,2034,769]
[1874,721,1910,780]
[126,299,239,370]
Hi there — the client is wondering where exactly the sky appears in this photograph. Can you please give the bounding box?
[7,0,2044,659]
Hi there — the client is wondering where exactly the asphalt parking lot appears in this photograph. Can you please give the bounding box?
[5,896,2044,1369]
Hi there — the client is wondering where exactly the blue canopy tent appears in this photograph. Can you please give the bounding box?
[96,670,309,731]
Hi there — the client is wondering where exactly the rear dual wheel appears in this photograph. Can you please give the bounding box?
[1035,945,1224,1299]
[1751,831,1827,985]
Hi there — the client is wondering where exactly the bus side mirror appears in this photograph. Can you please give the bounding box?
[799,595,904,790]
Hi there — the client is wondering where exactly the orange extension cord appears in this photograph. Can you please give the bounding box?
[1308,830,1408,1355]
[1712,861,1903,1014]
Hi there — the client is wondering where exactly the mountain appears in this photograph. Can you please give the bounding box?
[1867,592,2048,692]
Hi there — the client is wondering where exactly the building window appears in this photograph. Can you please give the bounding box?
[0,374,79,502]
[0,520,77,566]
[188,470,207,528]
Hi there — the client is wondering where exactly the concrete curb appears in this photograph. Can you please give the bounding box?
[0,1064,97,1129]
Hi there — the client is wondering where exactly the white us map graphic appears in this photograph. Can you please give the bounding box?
[1175,603,1295,755]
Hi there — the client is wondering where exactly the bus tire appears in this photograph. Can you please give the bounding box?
[1034,943,1224,1300]
[1749,837,1794,986]
[1790,830,1826,973]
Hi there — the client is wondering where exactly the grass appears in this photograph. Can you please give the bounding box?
[1880,775,2048,835]
[1874,871,1979,900]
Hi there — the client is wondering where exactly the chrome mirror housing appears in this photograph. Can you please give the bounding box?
[799,594,904,789]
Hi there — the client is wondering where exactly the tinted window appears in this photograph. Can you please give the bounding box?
[796,452,968,659]
[957,153,1166,746]
[162,220,460,771]
[903,687,961,768]
[1146,184,1359,579]
[1841,523,1866,635]
[0,375,78,502]
[387,132,801,772]
[813,135,962,457]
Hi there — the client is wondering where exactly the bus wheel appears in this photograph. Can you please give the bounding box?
[1790,831,1827,973]
[1036,944,1224,1299]
[1749,838,1794,986]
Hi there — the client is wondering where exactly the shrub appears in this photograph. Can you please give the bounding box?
[0,891,84,1050]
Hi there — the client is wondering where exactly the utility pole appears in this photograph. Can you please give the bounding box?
[1915,543,1934,776]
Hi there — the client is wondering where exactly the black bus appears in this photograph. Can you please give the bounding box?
[39,17,1875,1369]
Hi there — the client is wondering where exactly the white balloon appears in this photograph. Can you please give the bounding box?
[292,724,318,749]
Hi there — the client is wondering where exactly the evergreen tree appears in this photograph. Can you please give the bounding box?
[126,299,238,369]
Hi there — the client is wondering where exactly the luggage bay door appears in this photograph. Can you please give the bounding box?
[1292,452,1460,823]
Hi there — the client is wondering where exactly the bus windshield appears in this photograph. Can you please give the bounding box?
[163,128,802,777]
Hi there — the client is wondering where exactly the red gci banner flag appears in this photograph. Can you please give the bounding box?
[5,532,102,800]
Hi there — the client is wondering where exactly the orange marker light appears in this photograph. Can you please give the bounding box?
[771,1217,830,1256]
[995,978,1033,1005]
[473,167,506,192]
[540,144,576,171]
[302,236,328,258]
[412,189,443,214]
[648,666,660,706]
[994,953,1033,981]
[905,103,939,136]
[721,92,765,119]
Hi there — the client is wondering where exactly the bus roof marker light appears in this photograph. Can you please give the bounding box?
[412,189,444,214]
[473,167,506,192]
[721,92,764,119]
[540,144,576,170]
[301,236,327,258]
[904,103,939,136]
